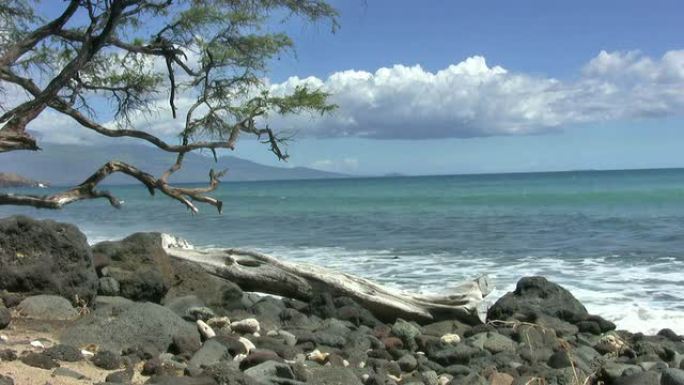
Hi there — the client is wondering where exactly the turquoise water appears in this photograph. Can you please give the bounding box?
[2,168,684,333]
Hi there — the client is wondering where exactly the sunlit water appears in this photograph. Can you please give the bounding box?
[3,169,684,334]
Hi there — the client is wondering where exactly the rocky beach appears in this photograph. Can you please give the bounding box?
[1,215,683,385]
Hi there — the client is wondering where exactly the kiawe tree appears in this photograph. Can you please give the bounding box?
[0,0,337,212]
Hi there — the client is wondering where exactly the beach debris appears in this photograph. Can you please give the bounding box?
[30,340,45,349]
[595,334,627,355]
[196,320,216,340]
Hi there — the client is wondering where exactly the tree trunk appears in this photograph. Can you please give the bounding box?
[161,235,492,325]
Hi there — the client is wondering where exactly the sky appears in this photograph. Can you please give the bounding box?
[22,0,684,175]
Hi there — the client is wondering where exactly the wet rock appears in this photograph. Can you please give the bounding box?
[52,367,89,380]
[21,352,60,369]
[586,315,616,333]
[61,301,200,355]
[486,277,588,324]
[92,350,122,370]
[0,216,98,302]
[659,329,683,342]
[0,307,9,329]
[44,344,83,362]
[17,294,78,320]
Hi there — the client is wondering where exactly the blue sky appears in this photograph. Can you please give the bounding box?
[30,0,684,175]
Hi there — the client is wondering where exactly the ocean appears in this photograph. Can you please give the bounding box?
[2,168,684,334]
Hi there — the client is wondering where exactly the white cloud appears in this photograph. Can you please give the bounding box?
[16,49,684,143]
[266,50,684,139]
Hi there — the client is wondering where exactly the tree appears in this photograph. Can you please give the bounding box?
[0,0,337,213]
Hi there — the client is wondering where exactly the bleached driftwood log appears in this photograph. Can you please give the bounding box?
[161,235,492,325]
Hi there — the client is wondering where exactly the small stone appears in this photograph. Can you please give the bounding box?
[440,333,461,345]
[51,367,89,380]
[0,308,10,329]
[105,369,134,383]
[197,319,216,339]
[44,344,82,362]
[21,352,60,369]
[172,334,201,356]
[186,306,216,322]
[392,319,421,351]
[231,318,261,334]
[30,340,45,349]
[397,354,418,371]
[92,350,122,370]
[0,375,13,385]
[489,372,514,385]
[142,357,161,376]
[0,349,17,361]
[238,336,256,353]
[547,351,573,369]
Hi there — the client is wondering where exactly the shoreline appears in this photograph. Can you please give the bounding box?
[1,216,684,385]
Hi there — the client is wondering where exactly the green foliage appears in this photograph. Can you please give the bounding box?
[1,0,338,159]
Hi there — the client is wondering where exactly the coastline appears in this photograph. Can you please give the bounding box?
[1,216,684,385]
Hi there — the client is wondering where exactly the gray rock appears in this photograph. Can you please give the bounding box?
[244,360,295,381]
[60,301,200,355]
[308,368,362,385]
[398,354,418,371]
[44,344,82,362]
[105,369,134,383]
[92,350,122,370]
[0,375,13,385]
[486,276,589,323]
[613,370,660,385]
[21,352,60,369]
[601,362,643,383]
[0,216,98,302]
[0,349,17,361]
[165,295,206,318]
[146,376,218,385]
[16,295,78,320]
[662,369,684,385]
[186,306,216,322]
[547,351,572,369]
[203,362,261,385]
[52,367,89,380]
[189,339,230,370]
[98,277,120,296]
[482,332,516,354]
[0,307,10,329]
[392,319,421,351]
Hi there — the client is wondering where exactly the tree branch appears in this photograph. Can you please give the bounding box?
[0,160,225,213]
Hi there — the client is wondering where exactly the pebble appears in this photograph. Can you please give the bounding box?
[196,319,216,339]
[21,352,60,369]
[238,336,256,353]
[92,350,122,370]
[52,367,89,380]
[231,318,261,334]
[440,333,461,345]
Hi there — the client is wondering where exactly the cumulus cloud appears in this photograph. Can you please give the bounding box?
[18,49,684,143]
[266,50,684,139]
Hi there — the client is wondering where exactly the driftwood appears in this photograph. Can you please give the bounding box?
[161,235,492,325]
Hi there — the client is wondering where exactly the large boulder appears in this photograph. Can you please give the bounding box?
[16,295,78,320]
[0,216,98,303]
[93,232,243,310]
[60,301,200,355]
[486,276,589,324]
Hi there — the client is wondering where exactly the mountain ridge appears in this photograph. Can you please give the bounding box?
[0,143,346,186]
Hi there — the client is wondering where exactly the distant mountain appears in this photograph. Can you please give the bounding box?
[0,172,47,188]
[0,143,346,186]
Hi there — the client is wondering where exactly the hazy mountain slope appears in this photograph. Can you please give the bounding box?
[0,143,345,185]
